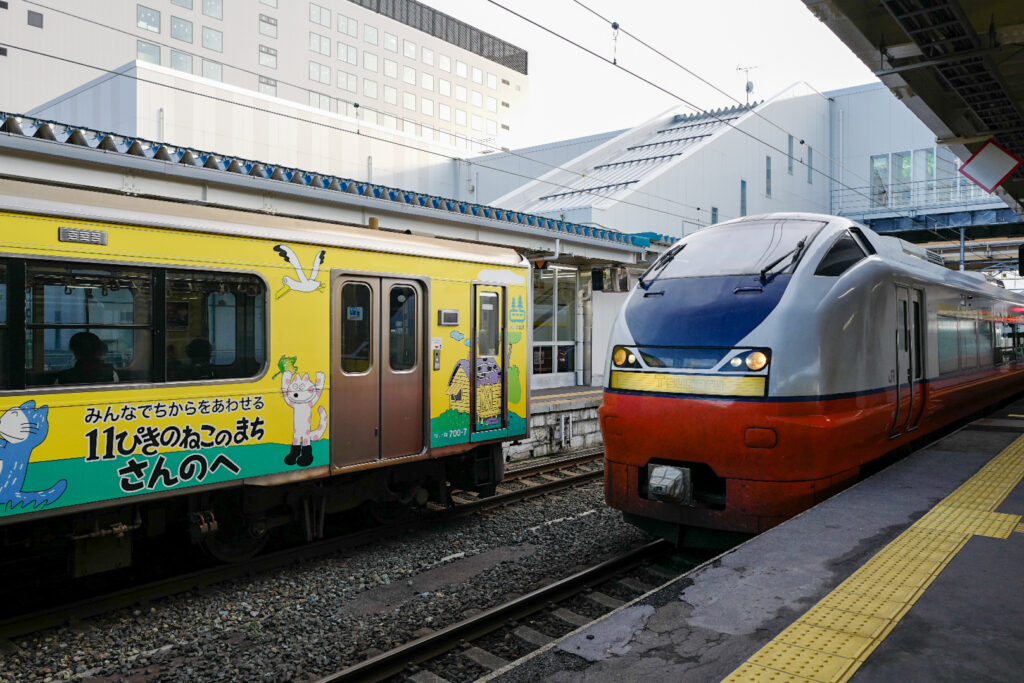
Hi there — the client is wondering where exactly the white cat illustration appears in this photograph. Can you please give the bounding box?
[281,370,327,467]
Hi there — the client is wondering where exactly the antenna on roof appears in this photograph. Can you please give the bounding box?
[736,65,757,105]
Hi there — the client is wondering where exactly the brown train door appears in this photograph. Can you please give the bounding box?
[331,274,425,469]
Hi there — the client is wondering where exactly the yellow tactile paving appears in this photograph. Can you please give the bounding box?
[722,431,1024,682]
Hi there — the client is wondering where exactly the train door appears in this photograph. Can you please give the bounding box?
[471,285,506,438]
[892,286,924,435]
[331,274,425,468]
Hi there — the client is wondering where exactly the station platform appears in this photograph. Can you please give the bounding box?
[487,399,1024,682]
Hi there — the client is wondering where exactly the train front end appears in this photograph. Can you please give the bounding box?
[600,215,849,542]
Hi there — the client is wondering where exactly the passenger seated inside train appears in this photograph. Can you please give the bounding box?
[181,338,215,380]
[55,331,119,384]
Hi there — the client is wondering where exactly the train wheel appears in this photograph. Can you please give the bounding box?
[199,491,269,564]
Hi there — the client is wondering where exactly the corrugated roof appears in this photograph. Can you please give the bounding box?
[0,112,654,249]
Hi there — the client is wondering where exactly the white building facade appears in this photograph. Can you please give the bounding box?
[0,0,528,152]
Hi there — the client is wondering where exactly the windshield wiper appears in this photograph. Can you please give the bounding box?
[759,237,807,282]
[638,246,682,290]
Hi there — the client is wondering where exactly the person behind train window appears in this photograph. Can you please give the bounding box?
[183,338,215,380]
[56,331,118,384]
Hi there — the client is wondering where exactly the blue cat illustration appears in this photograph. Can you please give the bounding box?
[0,400,66,510]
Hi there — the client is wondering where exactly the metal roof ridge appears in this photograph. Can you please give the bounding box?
[0,111,656,249]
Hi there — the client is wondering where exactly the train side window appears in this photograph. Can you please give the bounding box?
[341,282,372,374]
[478,292,499,357]
[388,285,417,371]
[166,270,266,381]
[937,316,959,374]
[814,232,866,276]
[25,263,153,386]
[849,227,876,255]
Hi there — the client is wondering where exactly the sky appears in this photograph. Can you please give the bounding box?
[424,0,878,147]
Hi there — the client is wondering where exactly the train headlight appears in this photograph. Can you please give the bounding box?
[612,346,640,368]
[729,357,743,368]
[745,351,768,371]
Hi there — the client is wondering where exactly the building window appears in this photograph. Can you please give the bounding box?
[137,40,160,65]
[456,60,467,78]
[338,13,357,37]
[171,16,192,42]
[171,0,193,8]
[383,32,397,52]
[740,179,747,216]
[309,2,330,28]
[137,5,160,33]
[403,91,416,111]
[711,207,718,224]
[259,44,277,68]
[455,84,466,102]
[403,120,416,135]
[471,91,482,108]
[202,0,222,20]
[338,71,356,92]
[870,154,889,207]
[421,97,433,116]
[308,91,332,111]
[487,96,497,113]
[439,54,450,72]
[439,103,451,121]
[259,0,277,6]
[259,14,277,38]
[338,42,357,65]
[203,26,222,52]
[487,73,497,90]
[364,24,378,45]
[310,31,330,56]
[471,66,482,84]
[171,50,192,73]
[309,60,330,85]
[422,47,434,66]
[455,109,467,126]
[765,155,772,198]
[363,78,377,99]
[259,75,277,96]
[421,72,433,91]
[202,59,222,81]
[26,9,42,27]
[807,147,813,184]
[471,114,482,131]
[486,119,497,135]
[439,79,451,97]
[364,51,378,72]
[403,39,416,59]
[787,134,794,174]
[533,268,578,375]
[402,65,415,85]
[383,85,397,105]
[892,150,912,205]
[383,58,397,79]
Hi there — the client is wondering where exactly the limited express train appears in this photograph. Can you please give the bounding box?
[600,212,1024,544]
[0,180,529,576]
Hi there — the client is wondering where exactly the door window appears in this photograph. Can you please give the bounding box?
[388,285,417,371]
[340,282,372,374]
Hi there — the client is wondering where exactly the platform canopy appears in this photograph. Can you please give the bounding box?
[806,0,1024,216]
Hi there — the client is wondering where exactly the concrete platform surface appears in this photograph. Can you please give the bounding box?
[486,402,1024,682]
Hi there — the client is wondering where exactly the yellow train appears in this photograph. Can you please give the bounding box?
[0,187,529,573]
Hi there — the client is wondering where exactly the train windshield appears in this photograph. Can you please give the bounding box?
[656,219,827,278]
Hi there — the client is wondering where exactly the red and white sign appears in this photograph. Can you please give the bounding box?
[958,139,1023,193]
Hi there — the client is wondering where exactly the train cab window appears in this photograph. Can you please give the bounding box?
[388,285,417,371]
[814,232,866,276]
[166,271,266,381]
[341,282,372,374]
[25,263,153,386]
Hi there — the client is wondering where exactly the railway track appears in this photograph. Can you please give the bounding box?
[0,452,604,642]
[312,539,701,683]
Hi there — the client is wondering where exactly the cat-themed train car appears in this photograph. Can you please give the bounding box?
[601,212,1024,544]
[0,184,530,574]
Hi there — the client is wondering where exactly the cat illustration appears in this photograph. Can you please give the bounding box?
[281,370,327,467]
[0,400,67,510]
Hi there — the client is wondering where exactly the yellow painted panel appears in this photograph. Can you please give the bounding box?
[722,663,812,682]
[777,622,873,660]
[610,370,765,397]
[749,642,856,682]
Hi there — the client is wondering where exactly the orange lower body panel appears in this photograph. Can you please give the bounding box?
[601,368,1024,534]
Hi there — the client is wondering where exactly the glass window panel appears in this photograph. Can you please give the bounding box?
[557,344,574,373]
[556,270,576,341]
[202,59,222,81]
[166,270,266,381]
[137,5,160,33]
[938,317,959,374]
[171,50,193,73]
[533,269,553,342]
[478,292,499,357]
[137,40,160,64]
[364,24,378,45]
[959,318,978,369]
[341,283,372,373]
[202,26,223,52]
[532,346,552,374]
[870,154,889,207]
[171,16,192,43]
[172,0,193,7]
[814,233,866,277]
[202,0,222,20]
[389,286,417,371]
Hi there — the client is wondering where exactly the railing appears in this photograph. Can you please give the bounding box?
[832,178,1002,216]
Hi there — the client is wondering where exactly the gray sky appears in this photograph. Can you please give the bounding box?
[425,0,878,147]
